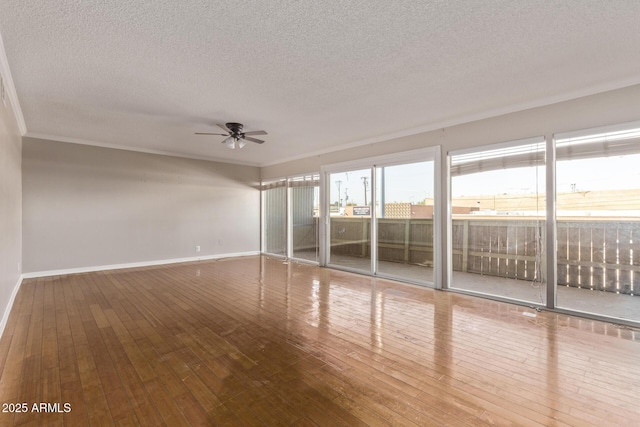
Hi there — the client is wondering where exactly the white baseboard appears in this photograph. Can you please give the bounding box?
[21,251,260,279]
[0,275,23,339]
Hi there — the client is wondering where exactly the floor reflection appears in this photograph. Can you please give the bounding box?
[225,256,639,425]
[3,255,639,425]
[315,251,640,321]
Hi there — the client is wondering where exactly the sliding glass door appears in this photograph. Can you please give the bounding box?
[262,175,320,262]
[290,175,320,262]
[449,138,546,304]
[375,161,435,283]
[323,148,439,285]
[555,123,640,322]
[262,179,287,256]
[327,168,372,273]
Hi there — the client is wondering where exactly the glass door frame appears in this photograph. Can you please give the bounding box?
[320,146,442,287]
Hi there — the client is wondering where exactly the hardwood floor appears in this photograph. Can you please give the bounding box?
[0,255,639,426]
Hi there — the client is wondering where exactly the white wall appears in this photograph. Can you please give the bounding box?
[22,138,260,273]
[0,84,22,327]
[261,84,640,179]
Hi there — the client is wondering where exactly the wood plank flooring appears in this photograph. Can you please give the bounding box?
[0,255,639,426]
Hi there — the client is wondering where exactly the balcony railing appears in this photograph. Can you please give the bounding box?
[326,217,640,296]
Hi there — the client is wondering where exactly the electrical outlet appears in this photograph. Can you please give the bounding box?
[195,246,201,253]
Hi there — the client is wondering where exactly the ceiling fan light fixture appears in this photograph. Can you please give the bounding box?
[197,122,267,150]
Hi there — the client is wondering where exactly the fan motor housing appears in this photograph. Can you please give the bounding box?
[226,123,243,134]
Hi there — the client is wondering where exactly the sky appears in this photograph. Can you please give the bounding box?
[454,153,640,196]
[329,161,434,206]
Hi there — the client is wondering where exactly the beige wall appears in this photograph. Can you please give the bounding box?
[22,138,260,273]
[15,84,640,275]
[261,84,640,287]
[0,90,22,323]
[261,84,640,179]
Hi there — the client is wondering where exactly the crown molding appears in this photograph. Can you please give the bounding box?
[0,31,26,135]
[24,132,262,167]
[261,76,640,167]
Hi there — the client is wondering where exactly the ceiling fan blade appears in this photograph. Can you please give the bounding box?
[195,132,228,136]
[244,136,265,144]
[216,123,230,132]
[243,130,267,136]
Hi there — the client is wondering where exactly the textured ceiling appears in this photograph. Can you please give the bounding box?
[1,1,640,166]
